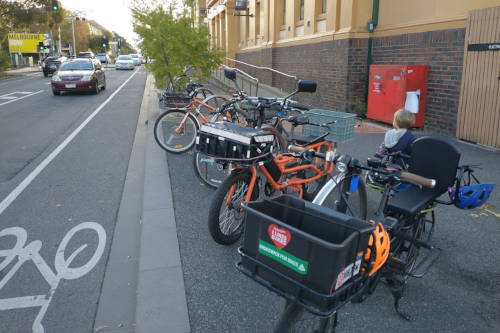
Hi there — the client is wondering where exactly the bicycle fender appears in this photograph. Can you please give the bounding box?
[312,174,343,205]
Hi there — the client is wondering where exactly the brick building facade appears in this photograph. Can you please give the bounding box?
[201,0,500,141]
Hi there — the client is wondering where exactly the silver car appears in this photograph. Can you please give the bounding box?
[129,54,141,66]
[115,55,134,70]
[96,53,111,64]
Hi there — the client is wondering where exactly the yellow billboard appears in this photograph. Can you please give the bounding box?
[8,33,46,54]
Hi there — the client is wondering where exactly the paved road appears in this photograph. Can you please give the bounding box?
[0,66,146,332]
[166,130,500,332]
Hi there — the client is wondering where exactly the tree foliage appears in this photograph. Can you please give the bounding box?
[0,0,64,67]
[131,1,223,88]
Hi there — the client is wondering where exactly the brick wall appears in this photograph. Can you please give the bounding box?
[372,29,466,136]
[234,28,466,136]
[236,39,368,113]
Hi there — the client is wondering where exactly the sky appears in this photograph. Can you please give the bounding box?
[60,0,139,47]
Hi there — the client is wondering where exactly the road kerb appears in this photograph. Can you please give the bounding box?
[135,75,191,333]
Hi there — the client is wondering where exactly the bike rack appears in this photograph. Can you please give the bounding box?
[213,57,299,97]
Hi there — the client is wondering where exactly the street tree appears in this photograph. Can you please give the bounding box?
[0,0,64,70]
[131,1,223,88]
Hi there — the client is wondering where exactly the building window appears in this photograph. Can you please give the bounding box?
[299,0,304,20]
[322,0,326,13]
[282,0,286,25]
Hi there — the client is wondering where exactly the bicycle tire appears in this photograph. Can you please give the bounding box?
[208,170,258,245]
[316,174,368,220]
[153,109,199,153]
[274,301,337,333]
[192,152,230,188]
[198,94,228,117]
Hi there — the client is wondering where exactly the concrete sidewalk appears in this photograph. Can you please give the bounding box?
[135,75,190,333]
[3,66,41,75]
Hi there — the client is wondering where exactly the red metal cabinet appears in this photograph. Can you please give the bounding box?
[367,65,429,127]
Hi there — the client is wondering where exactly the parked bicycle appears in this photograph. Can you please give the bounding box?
[235,137,494,332]
[193,68,326,189]
[153,87,228,153]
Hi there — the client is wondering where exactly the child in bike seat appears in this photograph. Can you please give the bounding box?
[375,109,416,168]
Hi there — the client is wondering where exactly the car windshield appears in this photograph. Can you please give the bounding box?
[130,55,138,58]
[59,61,93,71]
[118,56,131,60]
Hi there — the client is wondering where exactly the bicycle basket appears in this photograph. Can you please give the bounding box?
[237,195,374,315]
[302,109,355,143]
[161,92,192,108]
[195,122,276,166]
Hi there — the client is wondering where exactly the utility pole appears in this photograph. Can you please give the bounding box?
[71,19,76,56]
[58,26,62,55]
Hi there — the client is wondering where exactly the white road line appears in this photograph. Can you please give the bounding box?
[0,90,43,107]
[0,96,18,100]
[0,67,140,216]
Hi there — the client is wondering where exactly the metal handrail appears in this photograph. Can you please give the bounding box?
[225,57,298,81]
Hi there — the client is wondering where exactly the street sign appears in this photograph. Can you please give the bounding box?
[8,33,45,54]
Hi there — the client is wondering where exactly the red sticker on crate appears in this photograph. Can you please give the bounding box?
[268,224,291,249]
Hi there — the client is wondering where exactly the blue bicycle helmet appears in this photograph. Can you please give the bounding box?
[448,183,495,209]
[448,165,496,209]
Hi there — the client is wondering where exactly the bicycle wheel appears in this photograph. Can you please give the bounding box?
[194,87,214,100]
[274,301,337,333]
[192,152,231,188]
[314,173,367,220]
[198,94,228,117]
[154,109,199,153]
[208,170,258,245]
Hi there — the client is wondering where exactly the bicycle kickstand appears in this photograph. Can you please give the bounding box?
[388,276,412,321]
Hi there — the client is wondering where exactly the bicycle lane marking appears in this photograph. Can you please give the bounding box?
[0,67,140,216]
[0,90,44,107]
[0,222,106,333]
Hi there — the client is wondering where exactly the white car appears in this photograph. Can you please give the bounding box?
[129,54,141,66]
[115,55,134,70]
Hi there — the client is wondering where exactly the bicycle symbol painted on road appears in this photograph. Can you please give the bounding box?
[0,222,106,333]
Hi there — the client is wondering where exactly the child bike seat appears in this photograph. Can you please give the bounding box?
[386,136,461,216]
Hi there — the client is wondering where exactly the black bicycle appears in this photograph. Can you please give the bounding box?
[236,136,494,332]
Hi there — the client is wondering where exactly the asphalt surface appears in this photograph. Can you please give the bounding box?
[0,66,147,332]
[166,127,500,332]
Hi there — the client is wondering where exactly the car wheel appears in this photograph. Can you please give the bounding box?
[52,89,60,96]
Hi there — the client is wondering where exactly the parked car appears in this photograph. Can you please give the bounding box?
[42,56,67,77]
[129,54,141,66]
[77,51,95,59]
[96,53,111,64]
[115,55,134,70]
[51,58,105,95]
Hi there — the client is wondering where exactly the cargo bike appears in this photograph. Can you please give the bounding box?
[235,136,494,332]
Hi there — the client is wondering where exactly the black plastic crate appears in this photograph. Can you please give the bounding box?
[238,195,374,313]
[195,122,275,165]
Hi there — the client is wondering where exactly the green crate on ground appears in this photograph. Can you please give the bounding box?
[302,109,355,143]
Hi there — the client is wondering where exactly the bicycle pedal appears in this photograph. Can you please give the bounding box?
[386,257,406,272]
[409,247,441,278]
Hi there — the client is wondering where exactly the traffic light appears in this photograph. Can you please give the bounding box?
[101,36,108,49]
[52,0,59,11]
[38,42,45,51]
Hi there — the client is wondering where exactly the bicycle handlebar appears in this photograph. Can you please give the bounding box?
[287,146,436,189]
[399,171,436,188]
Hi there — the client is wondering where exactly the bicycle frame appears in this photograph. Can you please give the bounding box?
[173,96,221,134]
[225,141,334,205]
